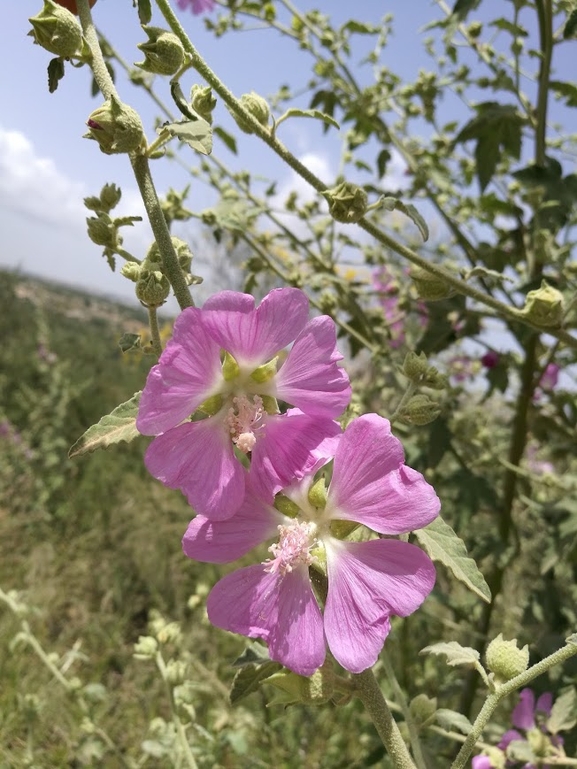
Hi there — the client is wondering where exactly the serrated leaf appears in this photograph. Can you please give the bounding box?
[160,117,213,156]
[414,516,491,602]
[435,708,473,735]
[47,58,65,94]
[421,641,482,668]
[277,108,339,131]
[68,392,142,458]
[214,126,237,154]
[230,661,282,704]
[547,687,577,734]
[563,8,577,39]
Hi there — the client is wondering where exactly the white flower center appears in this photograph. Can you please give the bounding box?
[225,394,265,453]
[264,521,318,576]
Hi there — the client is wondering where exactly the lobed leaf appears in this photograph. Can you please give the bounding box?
[68,392,142,458]
[160,117,213,156]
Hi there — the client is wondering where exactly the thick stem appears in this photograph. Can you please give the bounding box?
[148,306,163,357]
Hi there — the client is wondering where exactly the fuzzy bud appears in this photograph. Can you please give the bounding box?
[86,214,118,248]
[323,181,368,224]
[135,26,185,76]
[400,394,441,426]
[120,262,142,283]
[29,0,82,58]
[133,635,158,659]
[410,267,456,301]
[135,270,170,308]
[267,666,335,707]
[146,236,193,273]
[165,660,187,686]
[99,183,122,212]
[85,95,145,155]
[231,91,270,134]
[402,351,429,382]
[485,634,529,683]
[190,84,217,124]
[522,281,564,328]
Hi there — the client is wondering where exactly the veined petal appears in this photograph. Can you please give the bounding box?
[512,689,536,730]
[276,316,351,418]
[207,564,325,676]
[182,490,283,563]
[202,288,310,366]
[144,418,244,519]
[137,308,223,435]
[324,539,435,673]
[327,414,440,534]
[250,412,342,498]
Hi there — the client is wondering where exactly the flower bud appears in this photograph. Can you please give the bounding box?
[133,635,158,659]
[135,270,171,308]
[323,181,368,224]
[86,214,117,248]
[522,280,564,328]
[400,394,441,425]
[410,267,456,301]
[99,182,122,212]
[190,84,217,124]
[485,634,529,683]
[231,91,270,134]
[402,351,429,382]
[146,237,193,272]
[85,95,146,155]
[120,262,142,282]
[165,660,187,686]
[29,0,82,58]
[409,694,437,727]
[135,26,185,76]
[267,666,335,707]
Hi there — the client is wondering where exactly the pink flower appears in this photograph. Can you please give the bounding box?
[137,288,351,519]
[183,414,440,675]
[511,689,553,731]
[539,363,559,391]
[481,350,500,369]
[176,0,216,14]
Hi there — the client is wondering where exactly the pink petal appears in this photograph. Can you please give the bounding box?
[472,757,495,769]
[535,692,553,717]
[512,689,536,730]
[182,490,282,563]
[249,412,341,498]
[498,729,523,750]
[327,414,440,534]
[144,418,244,519]
[207,564,325,676]
[201,288,310,367]
[137,308,222,435]
[324,539,435,673]
[275,316,351,418]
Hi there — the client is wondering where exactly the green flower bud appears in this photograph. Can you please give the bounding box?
[135,270,170,308]
[29,0,82,58]
[402,351,429,382]
[231,91,271,134]
[100,183,122,212]
[165,660,187,686]
[409,694,437,727]
[135,26,185,76]
[485,634,529,683]
[400,394,441,426]
[522,280,564,328]
[120,262,142,283]
[410,267,456,301]
[190,84,217,124]
[86,214,118,248]
[267,665,335,707]
[85,95,146,155]
[146,237,193,273]
[323,181,368,224]
[133,635,159,659]
[155,621,182,645]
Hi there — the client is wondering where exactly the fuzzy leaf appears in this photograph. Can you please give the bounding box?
[421,641,482,669]
[230,658,282,704]
[547,687,577,734]
[277,108,340,131]
[414,516,491,602]
[160,117,213,156]
[68,392,142,458]
[118,333,142,353]
[381,197,429,241]
[435,708,473,735]
[214,126,237,154]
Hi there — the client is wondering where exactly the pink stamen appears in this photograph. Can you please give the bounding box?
[226,394,265,453]
[264,522,317,575]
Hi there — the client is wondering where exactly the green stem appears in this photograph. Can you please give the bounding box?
[148,306,163,357]
[451,638,577,769]
[155,651,198,769]
[76,0,193,312]
[389,382,417,425]
[354,669,418,769]
[535,0,553,168]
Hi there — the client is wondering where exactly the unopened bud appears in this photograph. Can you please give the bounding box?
[29,0,82,58]
[410,267,456,301]
[522,280,564,328]
[135,270,170,308]
[485,634,529,683]
[146,236,193,272]
[267,665,335,707]
[323,181,368,224]
[136,26,185,76]
[400,394,441,425]
[134,635,158,659]
[190,84,217,124]
[85,95,146,155]
[120,262,142,282]
[231,91,270,134]
[402,351,429,382]
[86,214,117,248]
[100,183,122,212]
[165,660,187,685]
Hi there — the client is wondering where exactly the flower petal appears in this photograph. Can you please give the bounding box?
[137,308,222,435]
[471,756,495,769]
[202,288,310,366]
[327,414,440,534]
[144,418,244,519]
[275,316,351,418]
[250,411,342,498]
[324,539,435,673]
[207,564,325,676]
[512,689,536,730]
[182,490,282,563]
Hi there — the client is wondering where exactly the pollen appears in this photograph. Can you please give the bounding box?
[226,394,265,453]
[264,521,317,576]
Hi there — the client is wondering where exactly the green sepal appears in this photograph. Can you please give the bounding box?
[261,395,279,415]
[273,494,301,518]
[308,477,327,510]
[250,356,278,383]
[221,350,239,381]
[197,394,223,416]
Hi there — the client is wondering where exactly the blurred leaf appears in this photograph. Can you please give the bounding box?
[118,333,142,353]
[47,58,65,94]
[563,8,577,39]
[549,80,577,108]
[377,148,391,179]
[230,660,282,704]
[420,641,484,671]
[342,20,380,34]
[137,0,152,25]
[547,687,577,733]
[414,516,492,602]
[451,0,482,20]
[160,117,213,155]
[277,108,340,131]
[380,197,429,241]
[435,709,473,734]
[426,417,452,468]
[68,392,142,458]
[214,125,237,154]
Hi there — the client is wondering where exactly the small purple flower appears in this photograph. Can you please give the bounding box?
[511,689,552,731]
[176,0,216,14]
[137,288,351,519]
[539,363,559,391]
[448,355,478,383]
[481,350,500,369]
[183,414,440,675]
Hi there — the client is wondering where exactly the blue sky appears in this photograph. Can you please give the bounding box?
[1,1,573,308]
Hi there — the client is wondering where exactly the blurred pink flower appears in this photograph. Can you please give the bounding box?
[176,0,215,14]
[183,414,440,675]
[481,350,500,369]
[539,363,559,391]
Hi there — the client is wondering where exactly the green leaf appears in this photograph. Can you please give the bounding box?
[213,126,237,154]
[160,117,213,156]
[47,58,65,94]
[414,516,491,602]
[563,8,577,39]
[380,197,429,241]
[547,687,577,734]
[420,642,486,675]
[229,644,282,704]
[137,0,152,25]
[277,108,340,131]
[549,80,577,108]
[377,149,391,179]
[435,709,473,735]
[68,392,142,458]
[451,0,482,20]
[342,20,379,34]
[118,333,142,353]
[475,132,501,192]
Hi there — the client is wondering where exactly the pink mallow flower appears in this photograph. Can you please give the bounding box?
[183,414,440,675]
[137,288,351,520]
[176,0,216,14]
[539,363,560,391]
